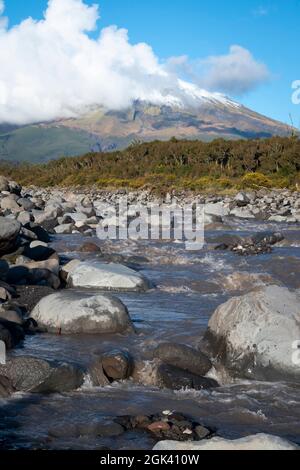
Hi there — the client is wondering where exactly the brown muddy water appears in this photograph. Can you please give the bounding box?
[1,218,300,450]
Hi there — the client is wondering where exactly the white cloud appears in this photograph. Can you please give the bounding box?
[199,45,270,95]
[0,0,271,125]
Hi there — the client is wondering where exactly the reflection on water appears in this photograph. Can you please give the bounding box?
[2,219,300,449]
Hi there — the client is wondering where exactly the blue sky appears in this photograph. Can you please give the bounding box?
[2,0,300,126]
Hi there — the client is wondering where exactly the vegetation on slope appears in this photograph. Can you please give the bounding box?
[0,136,299,192]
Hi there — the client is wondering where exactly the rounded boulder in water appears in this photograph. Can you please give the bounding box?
[31,291,133,335]
[153,342,212,377]
[205,285,300,382]
[66,261,151,292]
[101,350,134,381]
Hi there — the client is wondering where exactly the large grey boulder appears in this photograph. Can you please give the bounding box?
[0,356,84,393]
[0,217,21,255]
[31,291,133,334]
[65,261,150,292]
[204,286,300,382]
[153,434,298,451]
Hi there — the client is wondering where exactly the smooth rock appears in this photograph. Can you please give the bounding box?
[102,350,134,381]
[205,285,300,382]
[67,261,150,292]
[153,343,212,377]
[0,356,84,393]
[157,364,219,391]
[31,291,133,334]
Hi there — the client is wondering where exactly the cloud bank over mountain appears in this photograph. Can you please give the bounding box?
[0,0,270,125]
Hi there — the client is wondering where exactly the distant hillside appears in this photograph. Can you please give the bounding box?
[0,98,294,164]
[0,125,101,163]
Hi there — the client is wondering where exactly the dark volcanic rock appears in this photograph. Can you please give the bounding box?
[0,319,25,349]
[0,260,9,281]
[0,218,21,256]
[157,364,219,391]
[23,244,56,262]
[24,223,50,243]
[154,343,212,377]
[101,350,134,381]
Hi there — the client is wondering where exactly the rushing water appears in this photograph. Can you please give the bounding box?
[1,219,300,449]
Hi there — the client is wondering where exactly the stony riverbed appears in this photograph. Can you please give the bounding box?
[0,175,300,450]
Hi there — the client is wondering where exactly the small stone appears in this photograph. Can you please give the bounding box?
[148,421,171,432]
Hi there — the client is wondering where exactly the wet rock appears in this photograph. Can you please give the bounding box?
[23,244,55,261]
[101,350,134,381]
[24,223,50,243]
[0,260,9,281]
[153,343,212,377]
[88,357,111,387]
[79,242,101,253]
[148,421,170,432]
[215,231,284,256]
[157,364,219,391]
[66,261,151,292]
[31,291,133,334]
[0,319,24,349]
[33,363,84,394]
[204,285,300,382]
[7,266,60,290]
[0,323,13,348]
[249,231,284,246]
[194,425,211,439]
[0,218,21,256]
[0,356,84,393]
[118,411,213,442]
[153,434,299,451]
[0,376,15,398]
[16,258,60,276]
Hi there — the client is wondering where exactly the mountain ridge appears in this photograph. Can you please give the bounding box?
[0,98,293,164]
